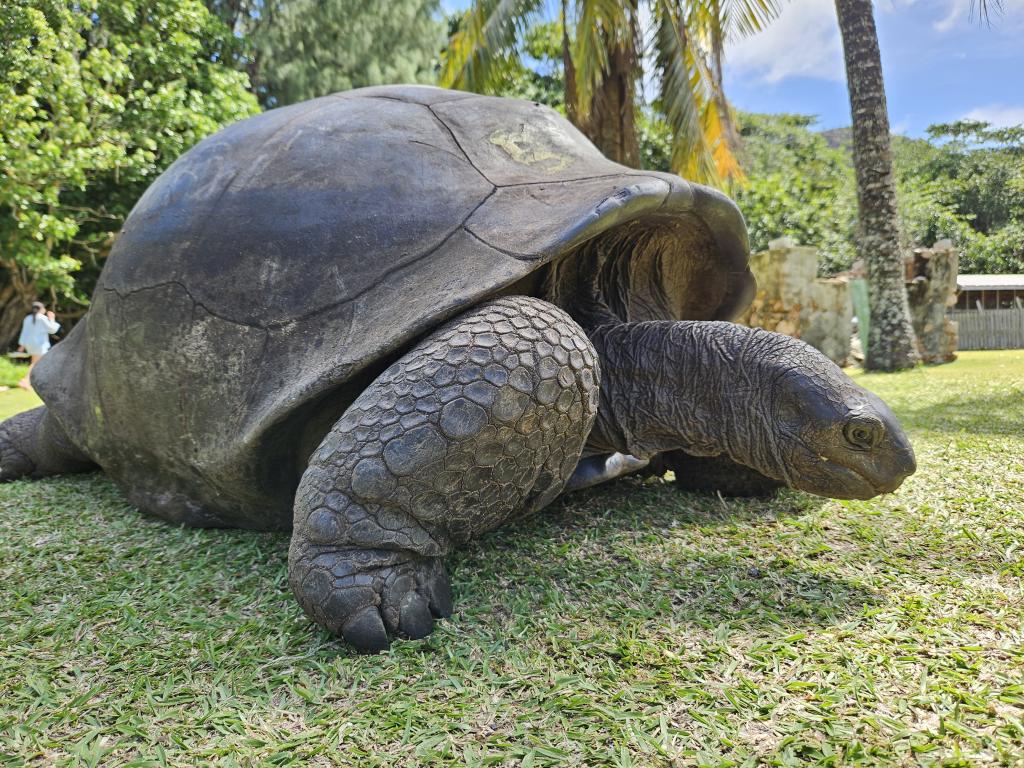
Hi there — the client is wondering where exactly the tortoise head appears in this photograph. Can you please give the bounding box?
[586,322,916,501]
[759,332,917,499]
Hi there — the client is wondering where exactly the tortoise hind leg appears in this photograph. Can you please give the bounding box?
[657,450,783,498]
[0,406,95,481]
[288,296,600,652]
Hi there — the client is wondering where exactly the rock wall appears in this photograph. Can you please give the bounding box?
[739,239,853,366]
[906,240,958,364]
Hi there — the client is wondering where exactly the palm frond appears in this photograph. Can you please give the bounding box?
[685,0,784,43]
[703,96,743,182]
[654,0,720,184]
[971,0,1003,24]
[439,0,544,93]
[722,0,783,39]
[654,0,759,184]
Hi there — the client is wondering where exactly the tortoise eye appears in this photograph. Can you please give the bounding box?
[844,419,883,449]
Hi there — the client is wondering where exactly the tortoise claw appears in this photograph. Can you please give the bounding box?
[424,565,453,619]
[289,545,450,652]
[397,591,434,639]
[342,607,390,653]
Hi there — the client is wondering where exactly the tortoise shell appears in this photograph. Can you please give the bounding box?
[34,85,754,528]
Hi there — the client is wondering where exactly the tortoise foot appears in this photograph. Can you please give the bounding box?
[657,451,784,498]
[290,545,452,652]
[0,406,93,482]
[0,436,34,482]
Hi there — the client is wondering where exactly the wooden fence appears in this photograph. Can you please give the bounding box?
[950,305,1024,350]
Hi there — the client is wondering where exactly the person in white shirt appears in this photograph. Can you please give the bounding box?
[17,301,61,390]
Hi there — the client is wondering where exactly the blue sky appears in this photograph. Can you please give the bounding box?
[440,0,1024,136]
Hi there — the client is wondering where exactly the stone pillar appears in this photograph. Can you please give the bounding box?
[739,238,853,366]
[906,240,958,364]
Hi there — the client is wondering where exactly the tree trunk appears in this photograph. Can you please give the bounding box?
[582,39,640,167]
[563,3,640,168]
[0,267,36,350]
[834,0,919,371]
[561,0,579,127]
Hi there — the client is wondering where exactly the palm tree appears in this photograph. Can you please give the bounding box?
[834,0,918,371]
[439,0,784,186]
[972,1,1002,22]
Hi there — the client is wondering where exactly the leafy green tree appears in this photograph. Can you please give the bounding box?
[892,122,1024,274]
[0,0,258,347]
[201,0,272,94]
[729,113,857,273]
[254,0,444,107]
[923,122,1024,234]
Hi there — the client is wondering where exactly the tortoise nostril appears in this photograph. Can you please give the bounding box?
[897,446,917,478]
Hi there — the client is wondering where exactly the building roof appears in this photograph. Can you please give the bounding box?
[958,274,1024,291]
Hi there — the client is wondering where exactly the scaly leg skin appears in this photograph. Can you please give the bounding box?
[289,296,600,652]
[657,450,783,498]
[0,406,94,482]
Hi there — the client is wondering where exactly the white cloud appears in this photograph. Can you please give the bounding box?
[964,104,1024,127]
[935,0,969,32]
[726,0,844,84]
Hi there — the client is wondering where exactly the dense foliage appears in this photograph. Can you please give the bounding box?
[732,114,858,274]
[700,115,1024,276]
[0,0,258,346]
[895,122,1024,274]
[253,0,443,107]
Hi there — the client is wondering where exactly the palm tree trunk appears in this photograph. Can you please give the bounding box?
[562,0,579,127]
[563,0,640,168]
[834,0,919,371]
[583,39,640,167]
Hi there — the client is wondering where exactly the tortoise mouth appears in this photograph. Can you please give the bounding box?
[804,456,914,499]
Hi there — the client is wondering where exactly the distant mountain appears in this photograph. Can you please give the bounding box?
[820,126,926,152]
[821,127,852,149]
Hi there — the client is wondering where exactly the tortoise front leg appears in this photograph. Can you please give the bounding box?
[0,407,94,481]
[289,296,600,652]
[656,451,783,498]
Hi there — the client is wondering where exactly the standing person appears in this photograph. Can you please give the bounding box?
[17,301,61,390]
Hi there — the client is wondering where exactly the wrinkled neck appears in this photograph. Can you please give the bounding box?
[586,322,790,480]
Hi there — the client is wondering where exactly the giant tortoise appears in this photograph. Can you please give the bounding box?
[0,86,916,651]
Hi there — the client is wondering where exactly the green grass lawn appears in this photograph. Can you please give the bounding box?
[0,359,41,420]
[0,389,42,421]
[1,350,1022,766]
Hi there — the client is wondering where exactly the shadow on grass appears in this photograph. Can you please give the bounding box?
[5,472,872,651]
[450,477,875,634]
[534,474,830,531]
[895,389,1024,436]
